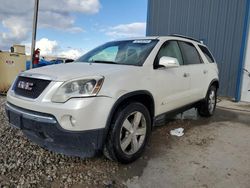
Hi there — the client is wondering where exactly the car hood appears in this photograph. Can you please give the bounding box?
[23,62,133,81]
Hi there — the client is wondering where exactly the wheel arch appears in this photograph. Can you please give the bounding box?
[104,90,155,134]
[202,79,219,101]
[208,79,219,90]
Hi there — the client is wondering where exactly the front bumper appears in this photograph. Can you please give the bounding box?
[5,102,105,157]
[7,82,115,131]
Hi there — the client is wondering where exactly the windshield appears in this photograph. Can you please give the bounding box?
[76,39,158,66]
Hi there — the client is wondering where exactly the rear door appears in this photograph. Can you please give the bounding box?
[197,44,218,94]
[178,41,207,101]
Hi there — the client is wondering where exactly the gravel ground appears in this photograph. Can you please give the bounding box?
[0,95,194,188]
[0,96,124,188]
[0,96,179,188]
[1,95,249,188]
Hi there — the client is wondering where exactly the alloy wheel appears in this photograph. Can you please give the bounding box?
[208,90,216,114]
[119,111,147,155]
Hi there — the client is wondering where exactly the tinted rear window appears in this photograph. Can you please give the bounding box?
[178,41,202,65]
[198,45,215,63]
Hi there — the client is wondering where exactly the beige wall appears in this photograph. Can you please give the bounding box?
[0,52,26,92]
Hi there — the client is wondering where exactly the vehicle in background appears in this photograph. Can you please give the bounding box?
[50,58,75,64]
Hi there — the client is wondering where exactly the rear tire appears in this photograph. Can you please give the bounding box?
[103,102,151,164]
[198,85,217,117]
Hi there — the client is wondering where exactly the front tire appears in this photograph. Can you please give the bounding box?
[198,85,217,117]
[104,102,151,163]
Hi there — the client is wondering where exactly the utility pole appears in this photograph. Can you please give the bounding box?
[30,0,39,69]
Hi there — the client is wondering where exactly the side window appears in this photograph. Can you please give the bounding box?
[198,45,215,63]
[89,46,118,62]
[156,41,184,66]
[178,41,202,65]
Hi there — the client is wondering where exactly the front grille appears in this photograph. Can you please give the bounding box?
[14,76,51,99]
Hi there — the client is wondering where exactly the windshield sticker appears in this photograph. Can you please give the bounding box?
[133,40,152,44]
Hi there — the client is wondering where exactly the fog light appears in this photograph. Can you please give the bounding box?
[70,116,76,127]
[61,115,77,128]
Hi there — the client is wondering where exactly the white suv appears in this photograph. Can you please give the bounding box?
[6,35,219,163]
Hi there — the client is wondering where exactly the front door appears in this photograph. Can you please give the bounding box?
[153,40,191,115]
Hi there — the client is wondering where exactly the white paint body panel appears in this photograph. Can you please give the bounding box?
[7,36,219,131]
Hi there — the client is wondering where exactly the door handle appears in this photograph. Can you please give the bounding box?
[203,70,208,74]
[183,73,190,77]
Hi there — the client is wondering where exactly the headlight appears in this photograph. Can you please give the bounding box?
[52,76,104,103]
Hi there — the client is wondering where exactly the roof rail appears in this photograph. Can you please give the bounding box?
[169,34,201,43]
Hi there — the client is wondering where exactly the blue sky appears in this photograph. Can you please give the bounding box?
[0,0,148,58]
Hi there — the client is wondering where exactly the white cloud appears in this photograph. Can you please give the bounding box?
[0,0,101,49]
[37,10,86,32]
[60,49,86,59]
[40,0,100,15]
[105,22,146,38]
[68,27,85,33]
[1,16,30,45]
[25,38,85,59]
[36,38,59,56]
[24,38,58,56]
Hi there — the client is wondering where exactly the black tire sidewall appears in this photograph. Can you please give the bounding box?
[111,102,151,163]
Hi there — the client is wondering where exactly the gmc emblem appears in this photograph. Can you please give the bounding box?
[17,81,34,91]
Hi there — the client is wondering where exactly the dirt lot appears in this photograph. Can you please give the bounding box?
[0,95,250,188]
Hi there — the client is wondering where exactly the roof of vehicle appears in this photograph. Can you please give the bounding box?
[115,35,204,45]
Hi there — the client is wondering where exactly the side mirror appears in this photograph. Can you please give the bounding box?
[159,56,180,68]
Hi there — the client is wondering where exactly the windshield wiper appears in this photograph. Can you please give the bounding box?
[89,60,119,64]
